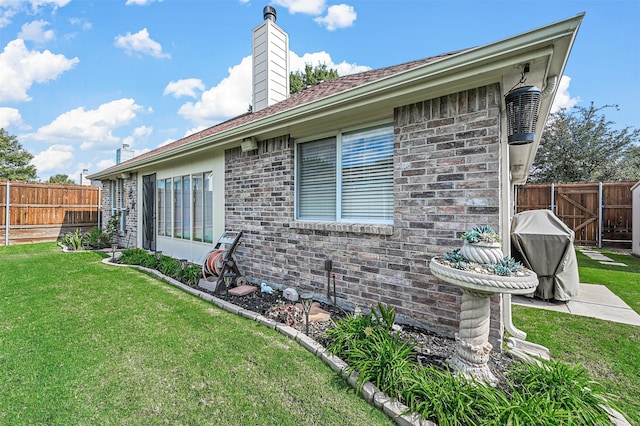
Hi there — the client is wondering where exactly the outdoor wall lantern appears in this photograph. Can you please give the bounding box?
[241,137,258,152]
[505,85,542,145]
[300,293,313,335]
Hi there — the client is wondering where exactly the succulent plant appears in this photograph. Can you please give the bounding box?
[487,257,523,276]
[444,249,466,263]
[461,225,502,244]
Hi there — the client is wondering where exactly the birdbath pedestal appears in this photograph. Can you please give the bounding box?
[429,258,538,385]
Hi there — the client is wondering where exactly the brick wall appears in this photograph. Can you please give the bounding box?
[100,174,138,248]
[227,83,504,344]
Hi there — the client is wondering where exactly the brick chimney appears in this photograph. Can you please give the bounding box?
[252,6,289,112]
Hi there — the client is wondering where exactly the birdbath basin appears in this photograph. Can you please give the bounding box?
[429,257,538,385]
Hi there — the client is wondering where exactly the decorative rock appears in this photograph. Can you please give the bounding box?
[229,284,257,296]
[283,287,299,302]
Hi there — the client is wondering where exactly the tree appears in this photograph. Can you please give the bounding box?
[49,174,75,184]
[529,104,640,183]
[290,63,339,94]
[0,128,37,181]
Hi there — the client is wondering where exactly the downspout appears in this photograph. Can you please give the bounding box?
[500,87,527,341]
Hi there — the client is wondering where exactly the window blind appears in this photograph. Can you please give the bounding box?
[341,126,394,221]
[298,137,337,220]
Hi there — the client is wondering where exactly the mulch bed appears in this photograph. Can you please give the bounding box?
[209,285,515,387]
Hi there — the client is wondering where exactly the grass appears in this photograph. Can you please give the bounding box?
[0,243,392,425]
[513,247,640,425]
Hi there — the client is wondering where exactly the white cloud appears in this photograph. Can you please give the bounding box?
[176,51,369,126]
[164,78,205,98]
[271,0,325,15]
[0,38,79,102]
[96,158,115,171]
[551,75,580,113]
[314,4,356,31]
[126,0,162,5]
[177,55,253,126]
[69,17,92,31]
[0,0,70,28]
[122,125,153,146]
[114,28,170,59]
[31,144,74,172]
[291,51,370,76]
[32,98,143,151]
[18,20,55,43]
[0,107,23,128]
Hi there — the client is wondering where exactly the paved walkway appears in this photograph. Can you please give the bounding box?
[513,283,640,327]
[513,248,639,326]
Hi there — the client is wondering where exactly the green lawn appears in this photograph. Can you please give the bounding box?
[0,243,392,425]
[513,248,640,425]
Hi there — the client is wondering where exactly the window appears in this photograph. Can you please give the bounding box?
[156,172,213,243]
[157,179,165,236]
[182,176,191,240]
[173,177,182,238]
[296,124,394,223]
[204,172,214,243]
[193,174,203,242]
[111,179,126,232]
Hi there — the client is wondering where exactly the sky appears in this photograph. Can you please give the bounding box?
[1,0,638,183]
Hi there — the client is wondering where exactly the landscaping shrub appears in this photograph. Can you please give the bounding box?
[402,365,502,425]
[324,303,394,356]
[179,264,202,287]
[60,228,85,251]
[344,327,417,400]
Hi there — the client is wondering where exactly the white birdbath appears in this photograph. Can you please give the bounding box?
[429,257,538,385]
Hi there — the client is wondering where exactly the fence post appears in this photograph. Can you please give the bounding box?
[5,181,9,246]
[598,182,603,248]
[550,183,555,213]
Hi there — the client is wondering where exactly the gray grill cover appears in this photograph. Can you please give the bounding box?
[511,210,579,301]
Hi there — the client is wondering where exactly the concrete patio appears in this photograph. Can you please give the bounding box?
[512,283,640,327]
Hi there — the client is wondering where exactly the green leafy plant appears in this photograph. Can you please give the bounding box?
[324,309,378,357]
[119,248,149,265]
[372,302,396,332]
[507,359,612,425]
[402,365,501,425]
[60,228,85,251]
[179,264,202,287]
[344,327,417,400]
[83,226,111,249]
[158,256,181,278]
[461,225,502,244]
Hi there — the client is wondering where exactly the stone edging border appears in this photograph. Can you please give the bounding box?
[97,253,630,426]
[101,256,433,426]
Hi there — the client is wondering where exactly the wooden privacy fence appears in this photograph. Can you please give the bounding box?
[515,181,635,248]
[0,181,101,246]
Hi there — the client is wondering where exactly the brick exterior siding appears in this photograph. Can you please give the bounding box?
[101,173,138,249]
[226,83,505,345]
